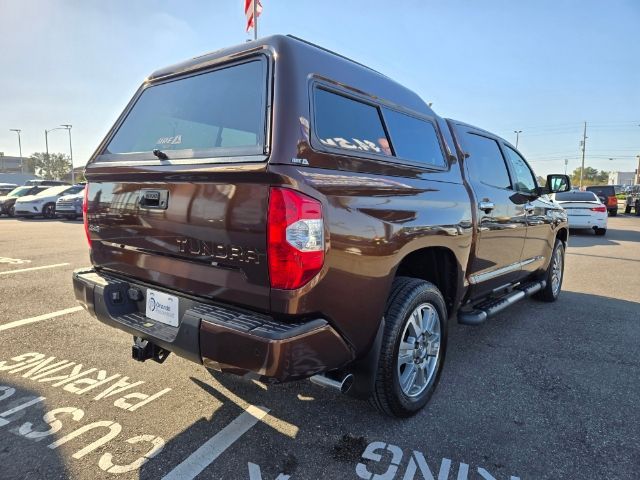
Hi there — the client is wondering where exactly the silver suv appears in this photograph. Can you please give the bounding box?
[624,185,640,216]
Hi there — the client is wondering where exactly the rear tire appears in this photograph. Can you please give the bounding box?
[534,239,565,302]
[609,210,617,217]
[595,228,606,236]
[370,277,447,418]
[635,201,640,216]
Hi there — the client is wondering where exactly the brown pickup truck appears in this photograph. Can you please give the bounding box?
[73,35,571,417]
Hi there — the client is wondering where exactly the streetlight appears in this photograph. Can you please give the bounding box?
[45,125,74,183]
[514,130,522,149]
[9,129,23,174]
[564,158,568,175]
[61,125,74,184]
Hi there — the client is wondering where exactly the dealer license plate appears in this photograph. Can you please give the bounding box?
[145,289,179,327]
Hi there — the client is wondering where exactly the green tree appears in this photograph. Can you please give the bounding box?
[29,152,72,180]
[570,166,609,186]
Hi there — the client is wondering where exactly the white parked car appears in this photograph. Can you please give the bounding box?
[56,190,85,220]
[552,190,608,236]
[14,184,85,219]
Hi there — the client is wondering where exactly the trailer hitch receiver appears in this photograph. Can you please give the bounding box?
[132,336,170,364]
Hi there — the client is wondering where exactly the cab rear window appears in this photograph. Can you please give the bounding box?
[102,58,267,161]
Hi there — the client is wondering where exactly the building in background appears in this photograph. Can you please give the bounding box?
[0,173,39,185]
[608,171,635,186]
[0,155,25,173]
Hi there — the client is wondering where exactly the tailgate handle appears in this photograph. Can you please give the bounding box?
[139,189,169,210]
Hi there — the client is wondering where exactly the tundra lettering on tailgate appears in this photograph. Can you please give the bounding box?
[175,237,262,264]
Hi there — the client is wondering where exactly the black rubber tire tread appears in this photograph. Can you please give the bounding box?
[43,203,56,219]
[595,228,607,236]
[370,276,447,418]
[609,210,617,217]
[534,239,565,302]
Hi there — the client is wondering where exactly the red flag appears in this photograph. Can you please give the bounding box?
[244,0,263,33]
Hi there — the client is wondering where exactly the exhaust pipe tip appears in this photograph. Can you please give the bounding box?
[309,373,354,394]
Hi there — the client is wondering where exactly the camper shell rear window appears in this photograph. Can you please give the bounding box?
[98,57,268,163]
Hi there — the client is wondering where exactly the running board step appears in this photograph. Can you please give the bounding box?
[457,280,546,326]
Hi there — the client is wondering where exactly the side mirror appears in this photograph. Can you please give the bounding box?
[546,174,571,193]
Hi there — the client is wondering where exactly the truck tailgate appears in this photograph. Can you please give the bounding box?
[86,176,270,311]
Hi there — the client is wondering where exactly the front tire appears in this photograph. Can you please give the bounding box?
[535,239,565,302]
[370,277,447,418]
[8,206,15,217]
[42,203,56,219]
[595,228,607,236]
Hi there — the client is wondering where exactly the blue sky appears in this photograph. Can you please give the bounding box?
[1,0,638,177]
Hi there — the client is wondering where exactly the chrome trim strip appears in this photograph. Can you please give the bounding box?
[469,256,545,285]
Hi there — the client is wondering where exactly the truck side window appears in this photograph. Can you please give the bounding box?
[314,88,391,156]
[463,133,512,189]
[503,145,537,194]
[382,108,446,167]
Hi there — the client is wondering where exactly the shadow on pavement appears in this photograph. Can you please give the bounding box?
[140,290,639,479]
[0,382,69,480]
[568,227,639,248]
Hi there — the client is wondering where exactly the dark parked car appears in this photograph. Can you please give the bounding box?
[624,184,640,215]
[585,185,618,216]
[0,183,18,196]
[73,35,570,417]
[0,185,49,216]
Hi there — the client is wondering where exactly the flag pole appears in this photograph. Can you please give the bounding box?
[253,0,258,40]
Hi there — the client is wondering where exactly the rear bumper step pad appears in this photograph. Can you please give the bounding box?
[457,280,546,326]
[72,268,353,382]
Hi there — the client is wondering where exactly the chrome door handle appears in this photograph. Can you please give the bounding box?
[478,201,495,213]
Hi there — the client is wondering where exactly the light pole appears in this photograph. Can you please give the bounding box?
[9,129,23,173]
[564,159,568,175]
[45,126,73,182]
[61,124,74,184]
[579,121,587,188]
[514,130,522,149]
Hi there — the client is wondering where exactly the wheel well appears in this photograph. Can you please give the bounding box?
[557,227,568,245]
[395,247,458,314]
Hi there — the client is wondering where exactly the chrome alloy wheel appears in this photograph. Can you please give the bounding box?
[551,246,564,297]
[397,303,441,398]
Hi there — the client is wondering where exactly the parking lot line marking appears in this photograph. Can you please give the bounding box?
[0,263,70,275]
[161,405,270,480]
[0,306,84,332]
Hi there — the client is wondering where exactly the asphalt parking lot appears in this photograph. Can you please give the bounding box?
[0,215,638,480]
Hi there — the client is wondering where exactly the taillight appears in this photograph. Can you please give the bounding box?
[607,196,617,206]
[83,184,91,248]
[590,205,607,212]
[267,187,324,290]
